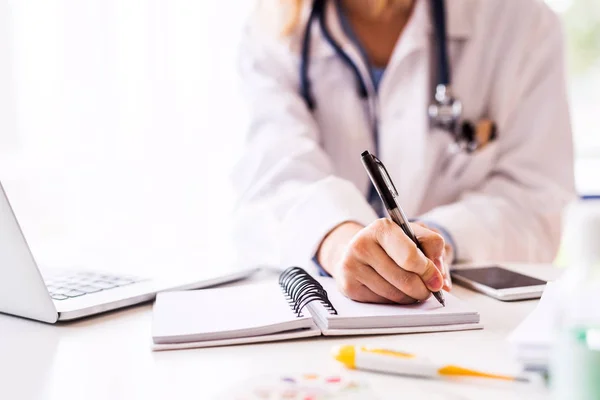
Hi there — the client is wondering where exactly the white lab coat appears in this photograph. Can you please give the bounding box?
[232,0,575,269]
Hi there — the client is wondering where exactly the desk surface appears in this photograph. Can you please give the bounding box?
[1,264,561,400]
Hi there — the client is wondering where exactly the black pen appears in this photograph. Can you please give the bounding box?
[360,150,446,307]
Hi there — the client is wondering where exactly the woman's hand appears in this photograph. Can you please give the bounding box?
[412,221,453,291]
[317,219,451,304]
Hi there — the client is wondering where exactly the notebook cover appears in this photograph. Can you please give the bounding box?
[152,325,321,351]
[320,322,483,336]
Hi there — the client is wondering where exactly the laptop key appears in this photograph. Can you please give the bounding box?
[65,289,86,298]
[51,287,72,295]
[78,285,103,294]
[92,281,117,290]
[52,294,68,300]
[114,279,135,287]
[59,282,83,290]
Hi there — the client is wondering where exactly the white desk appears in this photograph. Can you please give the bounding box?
[1,264,561,400]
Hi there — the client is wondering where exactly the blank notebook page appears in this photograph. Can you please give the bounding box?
[314,278,480,330]
[152,282,315,344]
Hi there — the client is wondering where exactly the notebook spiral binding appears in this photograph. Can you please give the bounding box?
[279,267,338,318]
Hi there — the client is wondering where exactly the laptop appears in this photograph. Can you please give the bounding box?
[0,182,259,323]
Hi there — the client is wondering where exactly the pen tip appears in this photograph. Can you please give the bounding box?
[434,291,446,307]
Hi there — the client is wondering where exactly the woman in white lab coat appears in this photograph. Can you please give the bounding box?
[233,0,575,304]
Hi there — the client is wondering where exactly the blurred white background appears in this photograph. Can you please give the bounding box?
[0,1,253,275]
[0,0,597,275]
[545,0,600,196]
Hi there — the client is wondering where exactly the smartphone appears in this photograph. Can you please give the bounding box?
[451,266,547,301]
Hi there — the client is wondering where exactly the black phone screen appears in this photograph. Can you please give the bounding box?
[451,266,546,290]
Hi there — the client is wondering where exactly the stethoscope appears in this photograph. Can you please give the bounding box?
[299,0,495,153]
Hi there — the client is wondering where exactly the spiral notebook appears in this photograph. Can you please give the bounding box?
[152,267,482,351]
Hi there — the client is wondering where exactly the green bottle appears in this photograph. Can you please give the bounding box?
[550,210,600,399]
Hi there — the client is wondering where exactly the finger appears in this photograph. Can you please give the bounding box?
[413,223,447,278]
[402,256,444,292]
[411,223,452,290]
[370,220,444,292]
[443,245,454,291]
[411,223,445,263]
[443,262,452,291]
[354,264,419,304]
[338,279,393,304]
[443,274,452,292]
[433,238,453,291]
[351,241,430,301]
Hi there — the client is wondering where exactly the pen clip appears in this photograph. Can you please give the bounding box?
[372,156,399,198]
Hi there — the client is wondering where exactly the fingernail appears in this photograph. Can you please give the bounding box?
[427,275,442,291]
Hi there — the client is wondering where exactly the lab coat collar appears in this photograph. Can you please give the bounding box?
[308,0,475,60]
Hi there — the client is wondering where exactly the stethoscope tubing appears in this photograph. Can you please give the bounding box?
[299,0,450,113]
[297,0,491,152]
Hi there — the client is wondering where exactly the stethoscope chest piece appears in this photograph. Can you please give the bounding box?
[429,85,498,154]
[428,84,463,134]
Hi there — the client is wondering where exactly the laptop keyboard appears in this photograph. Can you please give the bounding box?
[44,271,144,301]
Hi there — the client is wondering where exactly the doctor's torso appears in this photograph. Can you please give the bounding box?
[235,0,574,267]
[271,0,557,217]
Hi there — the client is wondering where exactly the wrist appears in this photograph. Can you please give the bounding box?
[317,221,363,276]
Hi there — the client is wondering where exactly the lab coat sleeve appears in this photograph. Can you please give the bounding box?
[231,18,377,268]
[419,7,576,263]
